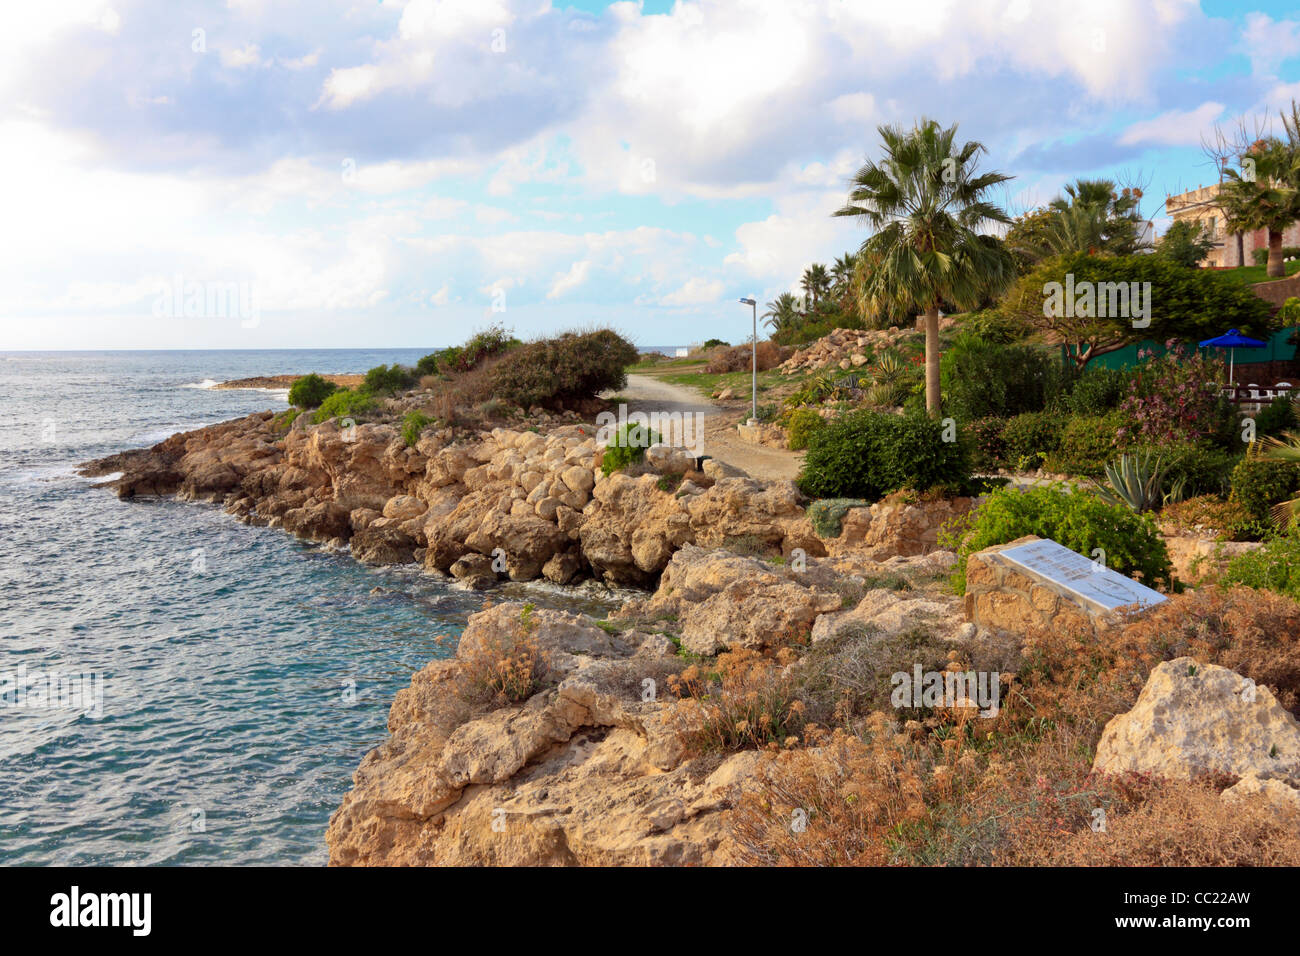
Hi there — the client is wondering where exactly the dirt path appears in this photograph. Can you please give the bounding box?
[610,374,804,482]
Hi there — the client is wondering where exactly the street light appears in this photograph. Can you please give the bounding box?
[738,297,757,422]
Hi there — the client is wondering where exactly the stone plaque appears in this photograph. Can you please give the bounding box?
[997,538,1167,614]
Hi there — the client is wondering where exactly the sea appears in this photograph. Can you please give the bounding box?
[0,349,653,866]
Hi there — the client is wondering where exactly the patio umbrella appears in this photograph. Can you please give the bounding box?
[1198,328,1268,386]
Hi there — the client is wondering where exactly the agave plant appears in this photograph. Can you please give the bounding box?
[873,349,906,380]
[1094,450,1167,513]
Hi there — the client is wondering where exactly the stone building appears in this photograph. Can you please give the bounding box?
[1166,182,1300,267]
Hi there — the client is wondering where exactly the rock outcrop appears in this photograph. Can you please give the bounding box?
[1093,658,1300,786]
[325,603,756,866]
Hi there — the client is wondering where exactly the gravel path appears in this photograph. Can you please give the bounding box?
[610,374,804,482]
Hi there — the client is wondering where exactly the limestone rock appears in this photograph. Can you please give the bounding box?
[1093,658,1300,785]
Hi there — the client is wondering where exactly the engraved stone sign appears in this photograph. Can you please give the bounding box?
[964,535,1166,633]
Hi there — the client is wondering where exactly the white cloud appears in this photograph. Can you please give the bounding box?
[660,277,724,306]
[546,260,590,299]
[1119,101,1225,146]
[220,43,267,69]
[1239,13,1300,78]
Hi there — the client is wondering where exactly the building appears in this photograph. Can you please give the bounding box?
[1165,182,1300,267]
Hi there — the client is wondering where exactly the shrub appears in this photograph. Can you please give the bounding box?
[1159,495,1263,542]
[1044,412,1132,477]
[963,417,1007,471]
[1117,347,1235,446]
[312,388,377,424]
[998,411,1065,470]
[1253,395,1297,438]
[600,422,661,477]
[806,498,869,538]
[667,649,808,752]
[401,411,434,447]
[946,484,1171,593]
[287,373,338,409]
[940,333,1068,421]
[415,353,440,376]
[701,338,729,348]
[705,341,782,374]
[363,363,418,396]
[1223,535,1300,599]
[1229,453,1300,522]
[489,329,639,410]
[786,408,826,450]
[440,324,517,373]
[797,410,970,501]
[1058,366,1130,415]
[457,608,550,705]
[1141,441,1239,499]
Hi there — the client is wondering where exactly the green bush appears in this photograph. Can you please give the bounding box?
[288,373,338,409]
[1229,454,1300,522]
[490,329,639,410]
[1044,412,1132,477]
[963,417,1008,471]
[946,484,1172,593]
[1222,534,1300,599]
[787,408,827,450]
[363,364,418,396]
[440,324,517,373]
[1143,441,1240,499]
[702,338,730,349]
[797,410,970,500]
[1059,366,1130,415]
[401,411,434,447]
[1253,395,1297,438]
[807,498,870,538]
[600,422,660,477]
[415,353,440,377]
[998,411,1066,470]
[939,333,1067,421]
[313,388,378,424]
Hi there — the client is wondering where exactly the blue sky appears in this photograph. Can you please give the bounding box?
[2,0,1300,350]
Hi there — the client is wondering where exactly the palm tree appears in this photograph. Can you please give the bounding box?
[762,292,804,333]
[1220,137,1300,278]
[1039,178,1149,257]
[834,118,1015,415]
[800,263,830,311]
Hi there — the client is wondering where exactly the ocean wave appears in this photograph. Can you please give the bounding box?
[181,379,220,390]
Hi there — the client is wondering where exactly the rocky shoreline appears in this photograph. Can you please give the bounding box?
[81,407,1300,865]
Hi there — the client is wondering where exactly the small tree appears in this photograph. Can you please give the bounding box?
[1156,220,1217,268]
[287,373,338,409]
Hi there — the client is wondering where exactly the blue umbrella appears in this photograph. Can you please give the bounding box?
[1198,328,1268,386]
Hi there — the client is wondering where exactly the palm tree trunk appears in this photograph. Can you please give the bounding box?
[924,305,941,416]
[1236,232,1245,269]
[1268,229,1285,278]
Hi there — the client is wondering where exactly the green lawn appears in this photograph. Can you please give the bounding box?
[1207,259,1300,286]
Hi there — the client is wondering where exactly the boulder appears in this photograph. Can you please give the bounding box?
[1093,658,1300,785]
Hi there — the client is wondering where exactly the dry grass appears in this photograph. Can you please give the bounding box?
[729,586,1300,866]
[455,603,550,707]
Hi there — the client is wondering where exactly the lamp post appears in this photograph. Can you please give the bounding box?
[738,297,757,422]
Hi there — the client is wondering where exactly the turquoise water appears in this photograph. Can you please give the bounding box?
[0,350,622,865]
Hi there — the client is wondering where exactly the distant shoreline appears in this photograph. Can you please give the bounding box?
[215,373,364,390]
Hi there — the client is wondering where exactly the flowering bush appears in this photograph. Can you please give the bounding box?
[1118,346,1233,445]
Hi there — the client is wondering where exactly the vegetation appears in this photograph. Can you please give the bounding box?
[363,363,419,396]
[600,422,661,477]
[401,410,434,447]
[945,484,1171,593]
[287,373,339,409]
[489,329,638,410]
[806,497,870,538]
[1222,535,1300,599]
[797,409,970,500]
[1004,252,1275,368]
[312,388,378,424]
[786,408,826,451]
[835,119,1015,414]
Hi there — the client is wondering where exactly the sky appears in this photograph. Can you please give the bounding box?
[2,0,1300,351]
